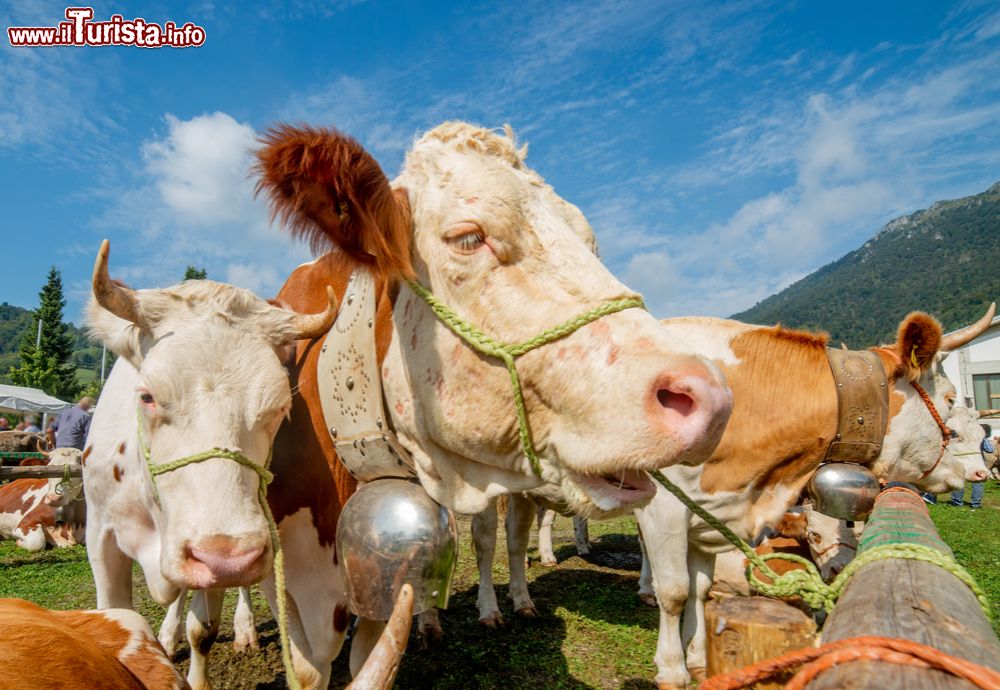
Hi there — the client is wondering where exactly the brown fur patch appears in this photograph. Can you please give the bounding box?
[253,125,413,282]
[764,325,829,349]
[333,603,350,633]
[698,327,838,495]
[113,465,123,482]
[0,479,46,516]
[117,441,126,455]
[773,512,809,540]
[0,599,184,689]
[82,445,92,466]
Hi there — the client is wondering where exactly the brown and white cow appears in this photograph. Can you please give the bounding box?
[0,430,47,455]
[633,307,993,689]
[0,448,85,551]
[0,598,186,690]
[245,121,732,687]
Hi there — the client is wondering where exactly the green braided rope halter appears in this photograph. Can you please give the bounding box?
[650,471,991,616]
[137,413,302,690]
[406,279,645,477]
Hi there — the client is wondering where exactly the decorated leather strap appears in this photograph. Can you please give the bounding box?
[824,348,889,464]
[317,268,416,482]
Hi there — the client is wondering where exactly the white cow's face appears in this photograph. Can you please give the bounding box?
[88,248,334,590]
[385,124,733,514]
[945,406,990,483]
[43,448,84,507]
[802,504,863,580]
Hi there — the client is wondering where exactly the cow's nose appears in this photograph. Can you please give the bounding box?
[648,358,732,463]
[181,537,268,588]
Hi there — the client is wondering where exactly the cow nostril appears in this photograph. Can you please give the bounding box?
[657,388,694,417]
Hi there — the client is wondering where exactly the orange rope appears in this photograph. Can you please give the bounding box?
[700,636,1000,690]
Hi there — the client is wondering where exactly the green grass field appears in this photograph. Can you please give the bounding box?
[1,487,997,688]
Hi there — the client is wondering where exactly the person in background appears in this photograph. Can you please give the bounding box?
[0,417,10,431]
[53,396,95,451]
[950,424,994,511]
[22,415,41,434]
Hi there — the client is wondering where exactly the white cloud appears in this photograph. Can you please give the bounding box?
[94,112,310,300]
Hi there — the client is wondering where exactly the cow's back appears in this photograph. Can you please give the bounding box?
[0,599,184,689]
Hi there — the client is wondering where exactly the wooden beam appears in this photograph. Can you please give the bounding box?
[0,465,83,480]
[808,487,1000,689]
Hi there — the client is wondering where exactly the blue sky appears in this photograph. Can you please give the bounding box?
[2,1,999,324]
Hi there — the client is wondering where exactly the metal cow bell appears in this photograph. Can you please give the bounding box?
[337,478,458,620]
[807,462,880,521]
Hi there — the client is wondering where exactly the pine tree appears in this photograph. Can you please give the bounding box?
[10,267,81,401]
[184,265,207,280]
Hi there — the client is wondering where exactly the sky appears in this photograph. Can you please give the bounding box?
[2,0,999,324]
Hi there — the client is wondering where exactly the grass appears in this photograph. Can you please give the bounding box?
[1,488,997,688]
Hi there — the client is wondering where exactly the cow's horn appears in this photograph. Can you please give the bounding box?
[344,583,414,690]
[940,303,996,352]
[291,286,338,340]
[92,240,148,329]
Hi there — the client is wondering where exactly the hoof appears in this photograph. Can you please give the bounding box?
[576,546,590,556]
[232,636,260,653]
[478,611,504,628]
[688,667,707,684]
[515,605,538,618]
[418,625,444,650]
[540,559,558,568]
[656,683,687,690]
[638,592,658,608]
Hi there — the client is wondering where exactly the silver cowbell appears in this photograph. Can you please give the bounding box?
[337,478,458,620]
[807,462,880,521]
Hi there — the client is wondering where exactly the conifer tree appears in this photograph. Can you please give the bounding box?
[184,265,207,280]
[10,267,81,401]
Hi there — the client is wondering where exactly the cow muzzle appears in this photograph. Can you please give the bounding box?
[180,536,270,589]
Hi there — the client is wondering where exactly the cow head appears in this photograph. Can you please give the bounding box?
[873,304,995,493]
[87,241,337,589]
[256,123,733,515]
[944,405,990,484]
[42,448,84,507]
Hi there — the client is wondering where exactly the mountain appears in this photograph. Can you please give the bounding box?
[0,302,103,386]
[733,182,1000,347]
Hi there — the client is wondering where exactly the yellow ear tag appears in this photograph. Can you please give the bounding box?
[910,344,919,367]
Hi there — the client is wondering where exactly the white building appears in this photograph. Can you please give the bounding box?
[941,312,1000,422]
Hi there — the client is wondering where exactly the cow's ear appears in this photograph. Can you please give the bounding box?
[254,124,413,282]
[86,300,145,368]
[894,312,942,381]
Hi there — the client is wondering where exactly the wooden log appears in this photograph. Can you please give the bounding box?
[808,487,1000,689]
[0,465,83,480]
[706,597,818,690]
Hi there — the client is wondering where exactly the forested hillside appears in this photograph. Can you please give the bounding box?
[0,303,101,385]
[734,182,1000,347]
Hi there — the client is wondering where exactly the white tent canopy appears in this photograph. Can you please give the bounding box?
[0,384,72,415]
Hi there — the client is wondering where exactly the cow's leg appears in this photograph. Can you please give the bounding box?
[88,523,133,609]
[681,547,716,684]
[13,525,46,552]
[636,494,692,690]
[537,507,558,567]
[232,586,259,652]
[637,526,657,607]
[349,617,386,677]
[573,516,590,556]
[185,588,224,690]
[259,510,348,689]
[506,493,537,617]
[417,608,443,648]
[472,500,503,626]
[158,588,188,658]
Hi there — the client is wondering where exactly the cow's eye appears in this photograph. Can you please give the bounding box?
[450,230,485,253]
[139,391,155,405]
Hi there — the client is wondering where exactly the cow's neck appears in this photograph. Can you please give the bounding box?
[690,326,841,541]
[268,252,397,546]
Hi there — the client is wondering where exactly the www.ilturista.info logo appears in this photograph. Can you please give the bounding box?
[8,7,206,48]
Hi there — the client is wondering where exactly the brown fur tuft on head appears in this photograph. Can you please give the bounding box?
[773,511,809,540]
[893,312,942,381]
[253,124,413,281]
[766,326,830,349]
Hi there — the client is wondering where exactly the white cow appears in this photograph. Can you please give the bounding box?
[248,120,734,687]
[84,241,338,690]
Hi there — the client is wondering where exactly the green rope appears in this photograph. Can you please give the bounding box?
[138,414,301,690]
[650,471,991,616]
[407,280,645,477]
